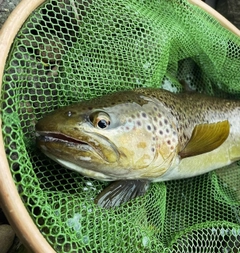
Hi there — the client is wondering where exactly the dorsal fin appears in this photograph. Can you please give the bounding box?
[179,120,230,158]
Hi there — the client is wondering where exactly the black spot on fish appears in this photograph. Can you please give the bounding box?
[183,133,187,141]
[137,121,142,126]
[147,125,151,131]
[159,130,163,135]
[142,112,147,118]
[164,119,168,125]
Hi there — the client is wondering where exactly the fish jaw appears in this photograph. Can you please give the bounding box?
[45,154,118,181]
[35,119,172,181]
[35,130,122,179]
[35,130,155,181]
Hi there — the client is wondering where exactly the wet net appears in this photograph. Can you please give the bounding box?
[1,0,240,252]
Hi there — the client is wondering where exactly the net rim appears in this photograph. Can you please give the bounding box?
[0,0,55,252]
[189,0,240,37]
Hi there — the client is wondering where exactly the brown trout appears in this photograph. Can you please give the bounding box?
[35,88,240,208]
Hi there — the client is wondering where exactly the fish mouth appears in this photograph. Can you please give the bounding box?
[36,131,90,147]
[35,131,119,163]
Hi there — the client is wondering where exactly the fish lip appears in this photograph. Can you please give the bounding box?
[36,131,89,145]
[35,131,119,162]
[35,130,103,161]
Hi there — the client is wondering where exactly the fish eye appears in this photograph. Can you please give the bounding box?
[89,111,110,129]
[97,119,109,129]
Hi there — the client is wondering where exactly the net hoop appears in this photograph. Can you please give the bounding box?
[0,0,55,252]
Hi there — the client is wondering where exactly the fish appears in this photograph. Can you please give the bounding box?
[35,88,240,208]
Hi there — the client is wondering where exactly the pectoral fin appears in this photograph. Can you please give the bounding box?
[179,120,230,158]
[94,180,150,209]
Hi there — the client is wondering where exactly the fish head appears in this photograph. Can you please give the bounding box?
[35,90,179,181]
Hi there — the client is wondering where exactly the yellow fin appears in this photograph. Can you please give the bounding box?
[179,120,230,158]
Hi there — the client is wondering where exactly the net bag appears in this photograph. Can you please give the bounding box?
[0,0,240,252]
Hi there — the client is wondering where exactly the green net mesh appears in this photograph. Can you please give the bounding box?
[1,0,240,252]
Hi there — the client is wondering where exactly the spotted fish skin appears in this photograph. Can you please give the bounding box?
[35,88,240,184]
[133,89,240,182]
[134,88,239,150]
